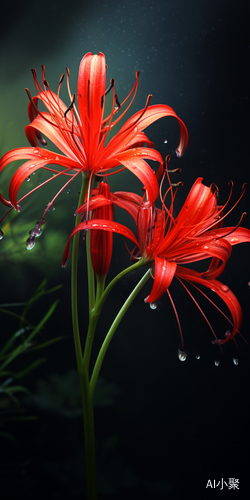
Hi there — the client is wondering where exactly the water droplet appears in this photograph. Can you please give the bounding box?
[29,227,42,238]
[178,348,187,362]
[46,202,55,211]
[195,353,200,360]
[26,176,31,182]
[16,204,21,213]
[149,302,157,310]
[0,229,4,240]
[67,189,70,194]
[224,330,231,338]
[26,235,35,250]
[164,139,168,144]
[214,360,220,367]
[233,358,239,365]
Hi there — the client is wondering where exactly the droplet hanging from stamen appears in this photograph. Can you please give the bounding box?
[29,227,42,238]
[26,176,31,182]
[26,235,36,250]
[233,358,239,365]
[0,229,4,240]
[178,347,187,361]
[214,359,220,367]
[149,302,157,310]
[46,202,55,211]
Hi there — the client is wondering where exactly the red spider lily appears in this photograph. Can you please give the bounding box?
[62,176,250,346]
[0,52,188,221]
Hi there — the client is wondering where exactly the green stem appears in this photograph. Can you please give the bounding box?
[95,258,148,317]
[90,268,151,396]
[71,174,97,500]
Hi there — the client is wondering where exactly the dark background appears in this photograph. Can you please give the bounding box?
[0,0,249,498]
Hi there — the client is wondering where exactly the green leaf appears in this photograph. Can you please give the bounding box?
[15,358,46,379]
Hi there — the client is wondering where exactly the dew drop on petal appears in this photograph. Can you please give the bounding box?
[149,302,157,310]
[178,348,187,362]
[26,235,36,250]
[214,359,220,367]
[0,229,4,240]
[233,357,239,365]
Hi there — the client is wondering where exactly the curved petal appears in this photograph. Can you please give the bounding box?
[110,104,188,157]
[145,257,177,303]
[26,114,84,163]
[62,219,139,266]
[0,148,76,207]
[7,151,80,209]
[111,149,161,205]
[176,178,217,228]
[75,195,113,216]
[214,226,250,246]
[159,178,217,253]
[77,52,106,160]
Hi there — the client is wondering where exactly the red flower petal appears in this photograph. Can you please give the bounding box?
[145,257,177,303]
[62,219,139,267]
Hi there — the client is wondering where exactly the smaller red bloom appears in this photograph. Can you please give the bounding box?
[64,176,250,346]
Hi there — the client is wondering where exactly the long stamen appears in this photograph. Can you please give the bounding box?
[176,277,222,352]
[166,288,184,347]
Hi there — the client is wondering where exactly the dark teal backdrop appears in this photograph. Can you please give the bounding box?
[0,1,249,498]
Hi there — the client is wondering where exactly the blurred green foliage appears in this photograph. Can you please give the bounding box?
[0,279,63,444]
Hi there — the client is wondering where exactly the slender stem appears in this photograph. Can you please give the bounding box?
[71,174,89,371]
[90,269,151,396]
[95,258,148,317]
[79,365,97,500]
[71,173,97,499]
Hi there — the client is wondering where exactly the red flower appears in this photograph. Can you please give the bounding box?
[0,52,188,217]
[63,176,250,346]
